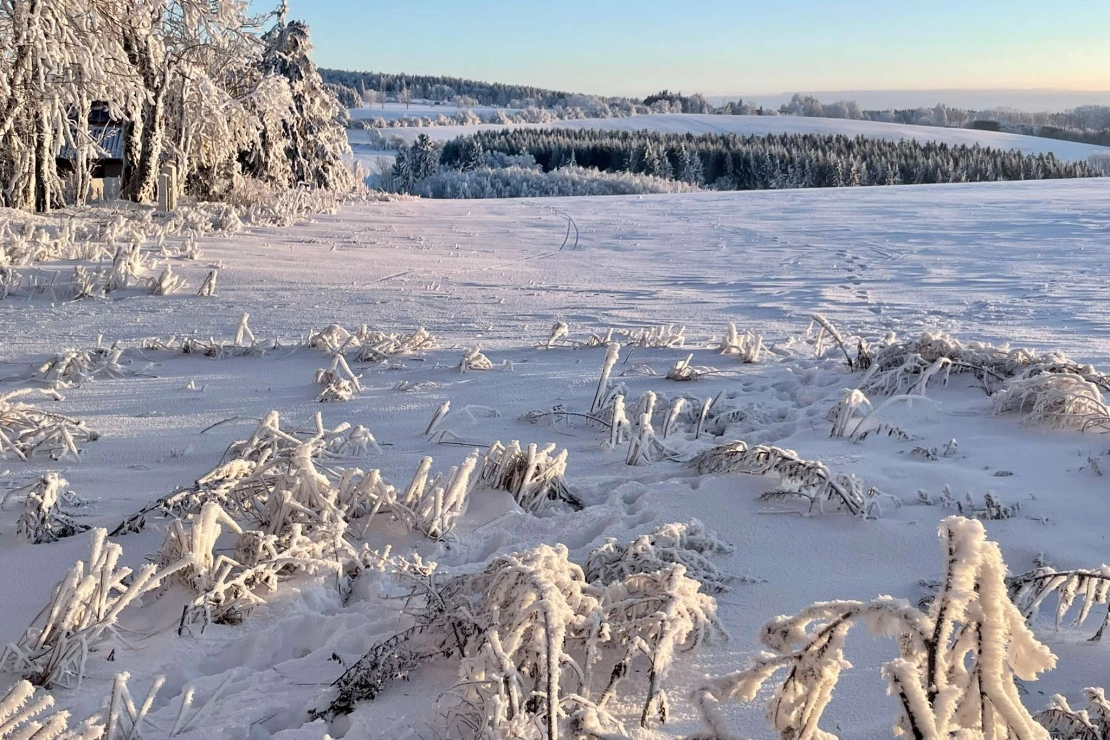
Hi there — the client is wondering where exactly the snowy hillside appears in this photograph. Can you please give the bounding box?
[349,112,1108,162]
[349,101,522,121]
[3,179,1110,738]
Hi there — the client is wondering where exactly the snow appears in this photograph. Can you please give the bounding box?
[349,102,522,121]
[347,113,1109,162]
[3,178,1110,737]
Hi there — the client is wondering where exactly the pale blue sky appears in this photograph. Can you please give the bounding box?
[278,0,1109,97]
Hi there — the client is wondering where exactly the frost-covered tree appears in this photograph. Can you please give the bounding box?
[410,133,439,181]
[0,0,354,211]
[253,19,354,191]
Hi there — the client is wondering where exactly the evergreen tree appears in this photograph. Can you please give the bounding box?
[392,147,415,193]
[459,138,483,172]
[257,20,354,191]
[410,134,439,180]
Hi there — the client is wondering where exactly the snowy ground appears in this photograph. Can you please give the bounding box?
[349,101,523,121]
[347,112,1110,162]
[2,178,1110,738]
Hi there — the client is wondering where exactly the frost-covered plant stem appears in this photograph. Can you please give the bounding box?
[691,516,1055,740]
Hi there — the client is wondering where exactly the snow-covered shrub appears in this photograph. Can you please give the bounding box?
[691,441,881,516]
[1,529,187,688]
[631,324,686,349]
[856,330,1110,398]
[151,265,188,295]
[719,322,763,363]
[991,374,1110,430]
[455,544,722,736]
[3,473,88,543]
[0,389,98,462]
[601,564,724,728]
[666,354,718,381]
[197,269,218,297]
[458,346,494,373]
[662,397,687,438]
[355,326,437,362]
[33,346,129,388]
[111,458,257,536]
[626,412,676,466]
[1036,687,1110,739]
[544,321,570,349]
[1011,564,1110,641]
[604,393,632,450]
[692,516,1056,740]
[828,388,872,438]
[584,520,734,593]
[955,491,1020,520]
[317,379,358,402]
[325,542,722,736]
[113,412,366,535]
[315,351,362,402]
[159,503,352,632]
[105,244,152,293]
[480,440,580,513]
[391,453,479,539]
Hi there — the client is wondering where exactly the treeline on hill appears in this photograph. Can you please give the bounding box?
[426,129,1094,194]
[0,1,353,212]
[781,94,1110,144]
[321,69,602,109]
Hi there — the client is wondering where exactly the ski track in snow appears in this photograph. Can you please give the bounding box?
[2,178,1110,738]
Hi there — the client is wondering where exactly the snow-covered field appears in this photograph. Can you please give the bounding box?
[348,112,1109,162]
[3,178,1110,738]
[349,101,522,121]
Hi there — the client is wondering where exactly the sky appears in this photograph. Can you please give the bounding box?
[279,0,1110,99]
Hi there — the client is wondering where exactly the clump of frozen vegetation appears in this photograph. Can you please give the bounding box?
[626,409,678,466]
[0,680,102,739]
[158,502,353,632]
[584,520,735,593]
[828,388,872,438]
[809,313,858,369]
[1010,563,1110,641]
[458,345,494,372]
[691,440,883,516]
[860,330,1110,398]
[1036,688,1110,739]
[1,529,187,689]
[111,411,375,534]
[314,351,362,402]
[2,473,88,543]
[692,516,1056,740]
[0,390,98,462]
[991,374,1110,430]
[322,542,723,737]
[479,440,581,513]
[719,322,763,363]
[32,346,130,388]
[666,354,719,381]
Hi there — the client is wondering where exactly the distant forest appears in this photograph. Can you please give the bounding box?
[320,69,617,109]
[324,67,1110,148]
[439,129,1093,188]
[378,129,1097,198]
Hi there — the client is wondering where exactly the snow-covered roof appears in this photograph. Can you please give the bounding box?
[58,124,125,161]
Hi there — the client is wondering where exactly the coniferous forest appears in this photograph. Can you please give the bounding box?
[410,128,1096,197]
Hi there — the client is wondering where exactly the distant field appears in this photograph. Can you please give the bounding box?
[349,112,1109,163]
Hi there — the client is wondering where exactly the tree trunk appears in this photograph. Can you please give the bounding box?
[131,79,167,204]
